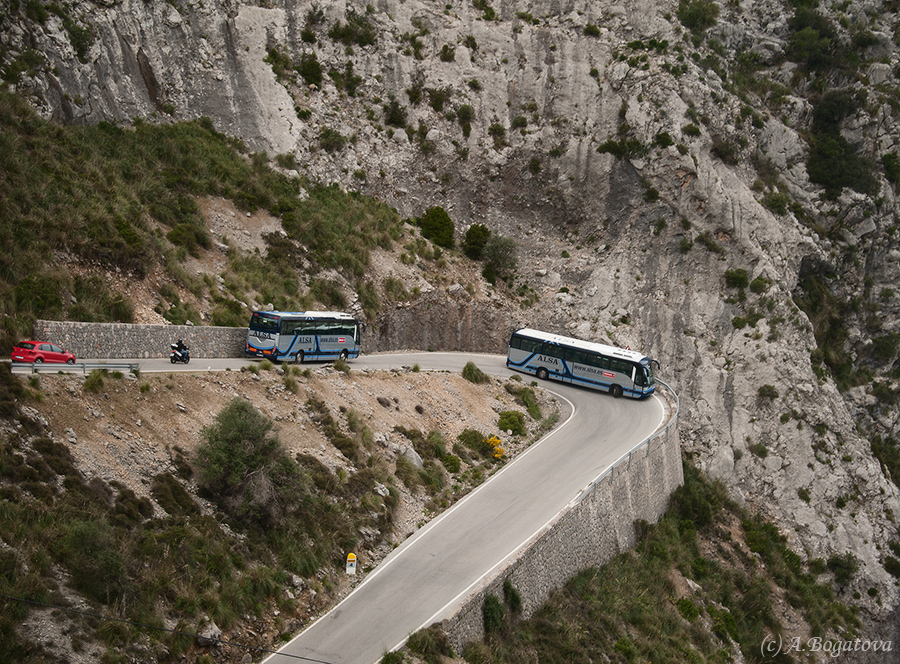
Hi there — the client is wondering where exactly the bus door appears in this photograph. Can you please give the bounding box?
[563,348,596,389]
[560,347,577,386]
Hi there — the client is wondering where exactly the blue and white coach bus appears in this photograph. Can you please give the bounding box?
[506,328,656,399]
[246,311,361,363]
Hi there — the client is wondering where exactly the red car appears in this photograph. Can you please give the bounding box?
[10,341,76,364]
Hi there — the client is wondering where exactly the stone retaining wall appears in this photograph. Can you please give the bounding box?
[441,390,682,651]
[34,320,247,359]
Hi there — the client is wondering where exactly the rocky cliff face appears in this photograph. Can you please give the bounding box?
[5,0,900,635]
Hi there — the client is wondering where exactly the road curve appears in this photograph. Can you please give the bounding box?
[262,352,666,664]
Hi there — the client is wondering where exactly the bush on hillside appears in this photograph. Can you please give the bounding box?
[419,206,455,248]
[462,223,491,259]
[196,398,310,529]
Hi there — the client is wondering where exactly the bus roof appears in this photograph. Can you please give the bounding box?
[512,327,650,363]
[252,310,357,321]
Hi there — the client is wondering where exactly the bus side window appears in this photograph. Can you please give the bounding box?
[515,337,541,354]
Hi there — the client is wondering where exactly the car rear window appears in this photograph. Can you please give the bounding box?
[16,342,36,350]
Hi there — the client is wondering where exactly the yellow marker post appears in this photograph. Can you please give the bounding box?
[346,552,357,575]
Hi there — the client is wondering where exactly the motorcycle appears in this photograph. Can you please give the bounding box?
[170,342,191,364]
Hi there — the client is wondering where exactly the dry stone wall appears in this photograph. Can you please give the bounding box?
[33,320,246,359]
[441,388,682,651]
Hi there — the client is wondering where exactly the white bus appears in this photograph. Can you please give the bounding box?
[245,311,361,363]
[506,328,656,399]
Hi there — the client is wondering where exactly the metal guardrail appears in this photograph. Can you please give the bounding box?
[575,379,680,504]
[13,361,140,375]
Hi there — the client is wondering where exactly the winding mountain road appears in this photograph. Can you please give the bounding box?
[261,352,667,664]
[11,351,667,662]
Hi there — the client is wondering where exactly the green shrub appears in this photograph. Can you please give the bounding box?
[330,61,363,96]
[462,361,490,384]
[654,131,674,148]
[497,411,526,436]
[883,153,900,187]
[749,276,769,294]
[83,369,106,393]
[748,442,768,458]
[827,553,858,586]
[457,104,474,137]
[56,519,126,604]
[758,384,779,400]
[167,221,210,257]
[462,223,491,259]
[328,12,377,46]
[503,577,522,614]
[870,333,900,362]
[264,47,294,81]
[597,137,646,160]
[884,556,900,578]
[670,461,726,528]
[297,52,323,86]
[677,0,720,33]
[441,454,461,473]
[807,134,875,199]
[384,98,407,127]
[724,268,749,289]
[318,127,347,153]
[151,472,200,516]
[482,594,505,633]
[676,597,699,621]
[439,44,456,62]
[483,235,517,274]
[418,206,455,248]
[761,190,791,215]
[787,9,837,71]
[14,274,63,318]
[195,398,308,529]
[488,123,506,149]
[407,624,453,662]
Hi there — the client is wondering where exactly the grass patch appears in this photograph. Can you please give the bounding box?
[460,461,857,662]
[462,362,490,384]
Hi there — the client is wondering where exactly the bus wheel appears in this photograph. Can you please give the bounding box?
[340,349,349,360]
[295,351,304,364]
[611,385,623,399]
[537,368,549,381]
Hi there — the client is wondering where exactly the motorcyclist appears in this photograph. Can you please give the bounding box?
[175,339,188,352]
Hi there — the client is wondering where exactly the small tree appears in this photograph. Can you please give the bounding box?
[462,223,491,259]
[196,398,305,529]
[483,235,517,275]
[297,52,323,86]
[419,206,455,248]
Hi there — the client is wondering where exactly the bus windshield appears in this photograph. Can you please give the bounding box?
[249,312,280,333]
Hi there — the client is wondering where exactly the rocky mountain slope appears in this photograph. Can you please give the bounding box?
[4,0,900,645]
